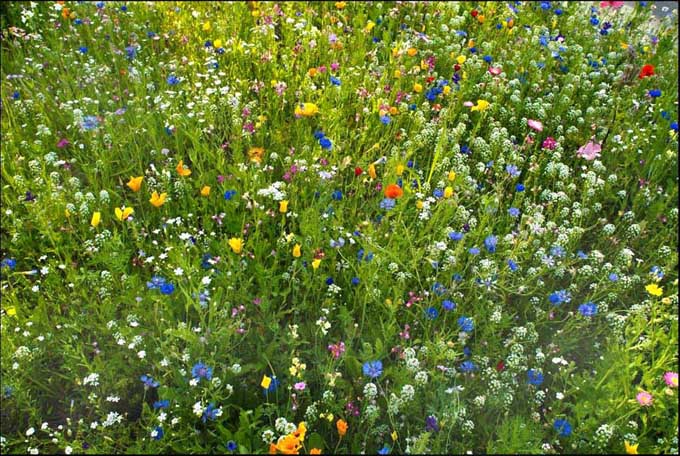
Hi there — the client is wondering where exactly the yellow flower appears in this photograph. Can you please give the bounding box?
[201,186,211,197]
[365,20,376,32]
[214,39,222,49]
[368,164,377,179]
[202,21,211,32]
[126,176,143,192]
[310,449,322,455]
[308,67,318,77]
[625,441,639,454]
[176,159,192,177]
[279,200,289,213]
[336,419,348,437]
[248,147,265,163]
[149,191,167,208]
[228,238,244,254]
[335,1,346,9]
[294,422,307,442]
[407,47,417,57]
[456,55,467,64]
[312,258,321,270]
[293,244,301,258]
[391,430,398,441]
[413,83,423,93]
[645,283,663,296]
[275,434,301,455]
[448,170,456,181]
[420,59,428,70]
[261,375,271,389]
[294,103,319,117]
[396,164,405,176]
[5,306,17,317]
[443,85,451,95]
[416,200,424,209]
[65,208,71,218]
[444,186,454,198]
[477,14,485,23]
[620,42,629,50]
[470,100,490,112]
[91,211,101,228]
[115,206,134,221]
[394,69,401,78]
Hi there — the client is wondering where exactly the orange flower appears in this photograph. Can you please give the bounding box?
[384,184,403,199]
[336,419,348,437]
[149,191,167,208]
[249,147,265,163]
[310,449,322,455]
[126,176,143,192]
[269,443,278,454]
[200,186,211,196]
[176,159,192,177]
[61,7,70,18]
[275,434,302,455]
[368,164,377,179]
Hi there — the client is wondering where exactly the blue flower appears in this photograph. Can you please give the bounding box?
[202,403,221,423]
[166,74,180,85]
[319,137,332,150]
[380,115,391,125]
[648,89,661,98]
[507,259,519,271]
[125,45,137,60]
[153,399,170,409]
[82,115,100,131]
[152,426,164,440]
[226,441,238,452]
[508,207,520,217]
[469,247,480,255]
[380,198,396,210]
[79,46,88,54]
[313,130,325,140]
[442,300,456,311]
[553,419,572,437]
[460,360,477,373]
[527,369,544,386]
[425,306,439,319]
[147,276,166,290]
[191,362,213,381]
[448,231,464,241]
[609,273,618,282]
[506,164,520,178]
[224,190,237,200]
[550,245,565,258]
[141,375,160,388]
[433,188,444,198]
[484,235,497,253]
[351,277,360,286]
[549,289,571,306]
[425,415,440,432]
[577,250,588,259]
[1,258,16,270]
[578,302,597,317]
[160,283,175,295]
[263,376,280,395]
[363,360,383,379]
[332,190,343,201]
[515,183,525,192]
[457,316,474,332]
[330,76,341,86]
[377,445,391,455]
[541,1,551,10]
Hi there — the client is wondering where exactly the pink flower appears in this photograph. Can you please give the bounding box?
[664,372,678,388]
[57,138,70,148]
[294,382,306,391]
[488,67,502,76]
[577,141,602,161]
[527,119,543,132]
[600,1,624,8]
[542,136,557,150]
[636,391,653,406]
[463,101,474,107]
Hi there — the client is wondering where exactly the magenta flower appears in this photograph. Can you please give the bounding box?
[600,1,624,8]
[636,391,653,406]
[664,372,678,388]
[294,382,306,391]
[542,136,557,150]
[57,138,70,148]
[527,119,543,132]
[488,66,502,76]
[577,141,602,161]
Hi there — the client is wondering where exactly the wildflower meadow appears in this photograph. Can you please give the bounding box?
[1,1,678,454]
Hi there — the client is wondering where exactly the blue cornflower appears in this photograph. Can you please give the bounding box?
[332,190,343,201]
[541,1,551,9]
[527,369,544,386]
[508,207,520,217]
[79,46,88,54]
[380,198,396,210]
[551,245,565,258]
[609,273,618,282]
[202,403,221,423]
[313,130,325,140]
[1,258,16,270]
[432,282,446,296]
[12,91,20,100]
[226,441,238,452]
[152,426,164,440]
[457,316,474,332]
[147,276,166,290]
[204,40,213,48]
[590,16,600,26]
[650,266,664,280]
[549,289,571,306]
[191,362,213,381]
[578,302,597,317]
[442,300,456,311]
[160,283,175,295]
[141,375,160,388]
[363,360,383,379]
[459,360,477,373]
[153,400,170,409]
[166,74,180,85]
[96,1,105,8]
[554,8,562,15]
[484,235,498,253]
[506,164,520,178]
[648,89,661,98]
[351,277,360,286]
[330,76,341,86]
[263,376,280,395]
[121,5,127,11]
[508,259,519,271]
[448,231,464,241]
[469,247,480,255]
[380,115,391,125]
[125,45,137,60]
[433,188,444,198]
[553,419,572,437]
[224,190,237,200]
[425,306,439,319]
[325,277,334,286]
[81,115,100,131]
[577,250,588,259]
[319,137,332,150]
[377,445,391,455]
[516,183,525,192]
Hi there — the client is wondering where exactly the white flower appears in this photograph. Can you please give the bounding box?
[189,378,199,387]
[193,401,204,417]
[174,267,184,276]
[137,350,146,359]
[26,427,35,437]
[65,446,72,455]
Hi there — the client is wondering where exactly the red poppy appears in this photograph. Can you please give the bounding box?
[384,184,403,199]
[638,64,655,79]
[496,360,505,372]
[426,76,435,84]
[354,167,363,176]
[471,9,479,17]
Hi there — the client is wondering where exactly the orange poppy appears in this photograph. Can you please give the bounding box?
[384,184,403,199]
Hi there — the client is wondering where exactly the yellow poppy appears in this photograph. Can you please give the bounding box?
[127,176,143,192]
[470,100,490,112]
[625,441,639,454]
[91,211,101,228]
[294,103,319,117]
[293,244,301,258]
[261,375,271,389]
[279,200,289,213]
[176,160,192,177]
[228,238,243,254]
[312,258,321,270]
[115,207,134,221]
[200,186,211,197]
[645,283,663,296]
[149,191,167,208]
